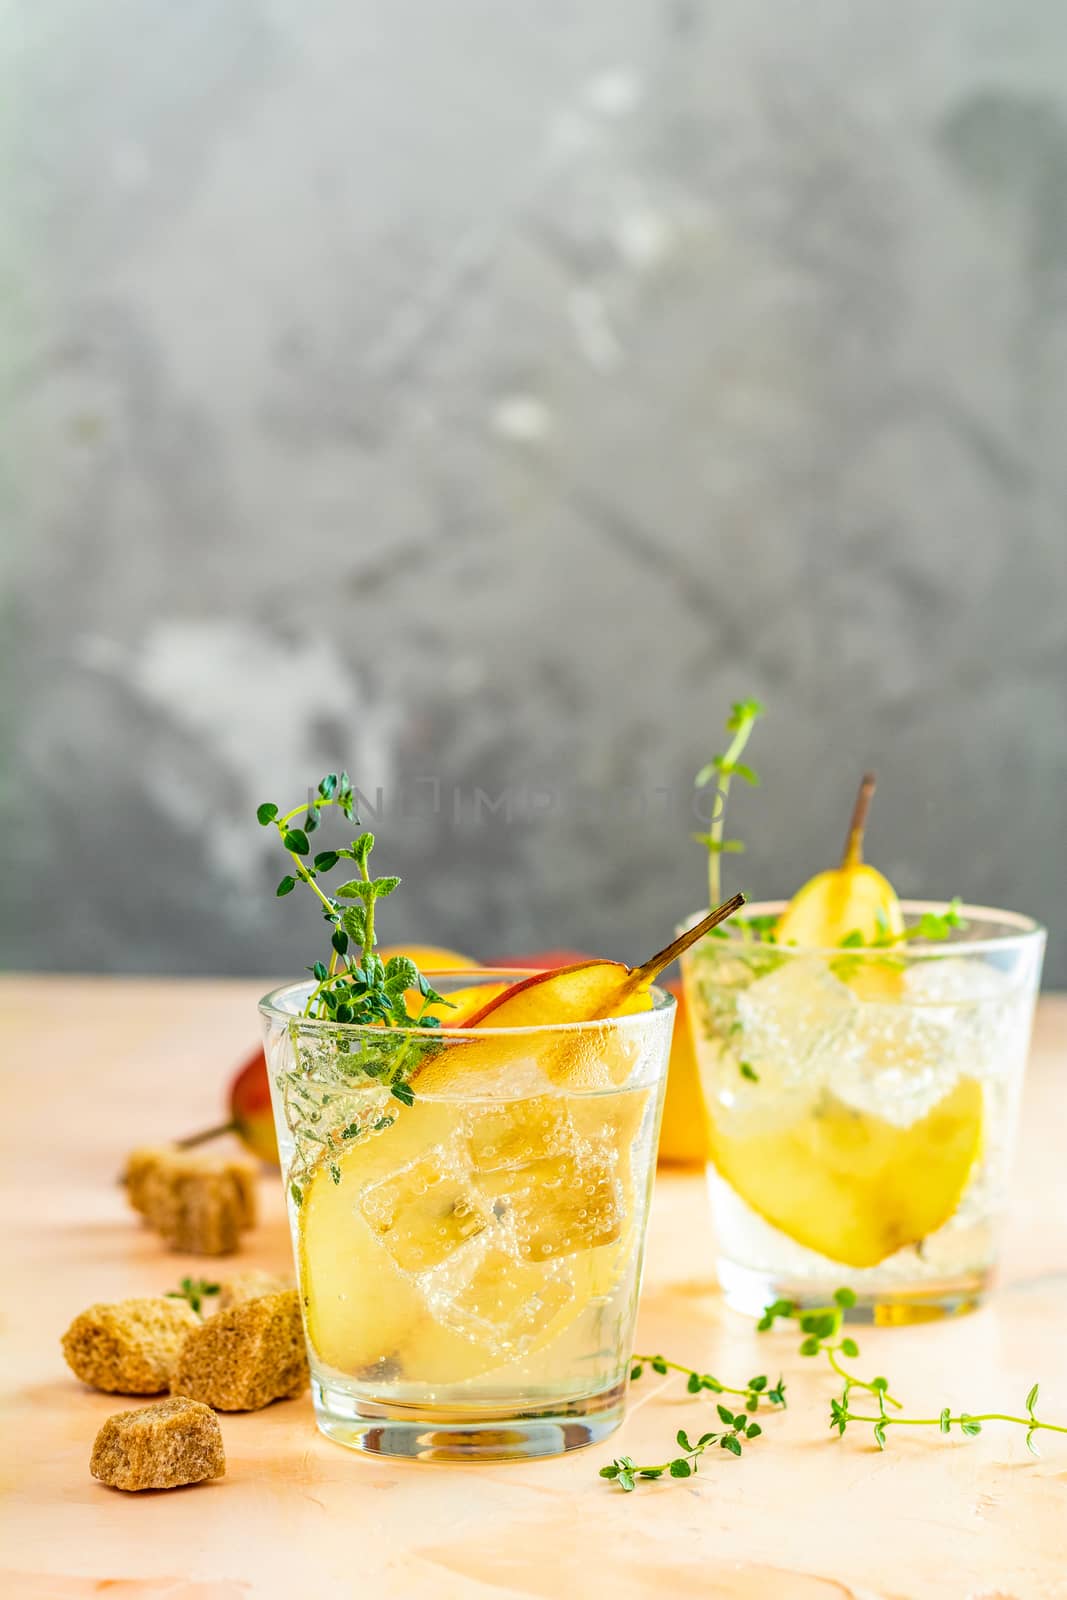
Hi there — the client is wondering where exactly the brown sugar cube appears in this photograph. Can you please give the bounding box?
[124,1144,174,1216]
[157,1165,243,1256]
[91,1395,225,1491]
[126,1145,257,1228]
[229,1160,257,1228]
[172,1290,308,1411]
[125,1145,258,1256]
[62,1298,201,1394]
[217,1269,294,1310]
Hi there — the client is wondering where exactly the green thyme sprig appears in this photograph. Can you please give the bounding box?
[258,773,450,1043]
[830,900,968,979]
[630,1353,786,1411]
[760,1290,1066,1454]
[600,1409,763,1492]
[841,898,967,954]
[890,898,966,944]
[166,1277,220,1315]
[693,699,763,910]
[259,775,452,1192]
[830,1382,1067,1455]
[598,1355,784,1491]
[758,1289,902,1409]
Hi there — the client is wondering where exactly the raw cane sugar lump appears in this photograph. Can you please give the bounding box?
[91,1396,225,1491]
[123,1145,257,1241]
[125,1145,171,1215]
[172,1290,308,1411]
[124,1143,258,1256]
[217,1269,294,1310]
[62,1298,201,1395]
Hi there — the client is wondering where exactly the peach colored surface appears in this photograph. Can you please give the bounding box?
[2,977,1065,1599]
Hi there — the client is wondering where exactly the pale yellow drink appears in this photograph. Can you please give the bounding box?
[260,973,673,1459]
[679,902,1044,1319]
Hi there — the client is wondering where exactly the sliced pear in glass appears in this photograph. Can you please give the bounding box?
[412,895,745,1093]
[706,1076,984,1269]
[463,895,745,1028]
[299,1099,499,1381]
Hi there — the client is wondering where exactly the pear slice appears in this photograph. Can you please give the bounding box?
[413,895,745,1093]
[432,982,510,1025]
[776,774,905,948]
[706,1076,984,1268]
[461,894,745,1029]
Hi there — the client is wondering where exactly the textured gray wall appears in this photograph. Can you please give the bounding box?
[3,1,1065,983]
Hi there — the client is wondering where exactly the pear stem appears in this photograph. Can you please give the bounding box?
[842,773,877,870]
[175,1120,238,1150]
[629,893,746,988]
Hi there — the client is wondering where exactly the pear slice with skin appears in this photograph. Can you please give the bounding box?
[431,982,510,1025]
[460,894,746,1029]
[413,895,745,1093]
[776,773,904,949]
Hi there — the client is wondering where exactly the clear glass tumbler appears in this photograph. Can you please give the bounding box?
[679,903,1045,1322]
[260,971,674,1460]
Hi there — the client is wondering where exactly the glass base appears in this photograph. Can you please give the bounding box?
[312,1376,627,1461]
[718,1258,992,1325]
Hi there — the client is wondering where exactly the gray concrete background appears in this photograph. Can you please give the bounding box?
[3,1,1065,983]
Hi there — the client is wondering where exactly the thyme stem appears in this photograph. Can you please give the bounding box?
[705,708,760,908]
[838,1411,1067,1434]
[630,1353,781,1406]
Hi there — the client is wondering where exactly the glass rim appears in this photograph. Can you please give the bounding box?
[678,899,1046,960]
[258,969,676,1037]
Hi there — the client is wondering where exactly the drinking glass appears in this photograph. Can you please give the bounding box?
[679,903,1045,1321]
[260,971,674,1460]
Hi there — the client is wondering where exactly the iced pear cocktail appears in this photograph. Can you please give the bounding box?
[686,739,1045,1319]
[261,971,675,1459]
[682,901,1044,1319]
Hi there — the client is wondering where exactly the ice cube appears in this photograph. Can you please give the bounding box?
[702,957,857,1134]
[542,1023,645,1091]
[903,956,1009,1006]
[902,956,1031,1085]
[481,1147,622,1260]
[735,959,855,1075]
[360,1149,490,1272]
[827,1005,960,1127]
[422,1242,573,1356]
[464,1096,573,1173]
